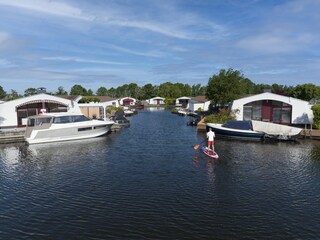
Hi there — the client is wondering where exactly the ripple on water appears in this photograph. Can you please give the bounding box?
[1,110,320,239]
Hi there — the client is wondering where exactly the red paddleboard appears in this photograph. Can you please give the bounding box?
[202,146,219,159]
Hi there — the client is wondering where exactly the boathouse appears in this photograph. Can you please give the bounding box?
[146,97,165,105]
[231,92,314,126]
[119,97,137,106]
[188,96,211,112]
[0,93,81,129]
[175,96,191,108]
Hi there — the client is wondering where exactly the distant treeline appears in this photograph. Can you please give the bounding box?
[1,69,319,104]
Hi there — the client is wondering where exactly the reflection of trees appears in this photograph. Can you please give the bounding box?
[311,143,320,161]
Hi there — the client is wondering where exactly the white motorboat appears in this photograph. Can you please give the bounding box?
[25,113,114,144]
[206,120,301,141]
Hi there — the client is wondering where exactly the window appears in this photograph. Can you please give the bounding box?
[273,108,281,123]
[78,127,92,131]
[54,116,72,123]
[35,118,52,126]
[73,115,90,122]
[94,125,105,129]
[281,108,291,124]
[243,106,252,120]
[252,105,262,120]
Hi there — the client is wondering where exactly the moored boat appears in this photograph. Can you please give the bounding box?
[206,120,301,141]
[25,113,114,144]
[206,120,264,140]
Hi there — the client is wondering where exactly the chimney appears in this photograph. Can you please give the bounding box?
[37,87,47,94]
[263,89,272,93]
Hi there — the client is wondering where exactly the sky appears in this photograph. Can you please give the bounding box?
[0,0,319,94]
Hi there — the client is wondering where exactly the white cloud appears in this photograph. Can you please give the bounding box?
[237,33,314,54]
[42,56,128,65]
[0,59,16,68]
[0,0,92,21]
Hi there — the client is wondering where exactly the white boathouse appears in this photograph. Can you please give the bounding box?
[231,92,314,125]
[0,93,81,129]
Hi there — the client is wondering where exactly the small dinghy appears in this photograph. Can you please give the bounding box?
[202,146,219,159]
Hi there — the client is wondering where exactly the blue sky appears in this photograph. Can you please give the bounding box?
[0,0,319,94]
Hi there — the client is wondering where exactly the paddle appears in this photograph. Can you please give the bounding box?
[193,139,206,150]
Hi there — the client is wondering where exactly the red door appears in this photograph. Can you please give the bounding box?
[262,101,272,122]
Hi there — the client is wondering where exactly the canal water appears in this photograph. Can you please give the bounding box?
[1,108,320,239]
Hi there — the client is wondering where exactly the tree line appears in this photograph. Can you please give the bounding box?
[1,68,319,104]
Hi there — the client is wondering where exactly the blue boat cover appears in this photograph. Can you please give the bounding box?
[222,120,253,130]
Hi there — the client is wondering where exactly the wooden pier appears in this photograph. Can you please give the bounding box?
[0,129,26,144]
[300,129,320,140]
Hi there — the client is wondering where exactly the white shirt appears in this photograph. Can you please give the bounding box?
[207,130,215,141]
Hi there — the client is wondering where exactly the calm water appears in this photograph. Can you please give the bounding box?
[1,108,320,239]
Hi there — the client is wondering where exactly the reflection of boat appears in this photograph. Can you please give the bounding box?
[25,113,114,144]
[206,120,301,141]
[202,146,219,159]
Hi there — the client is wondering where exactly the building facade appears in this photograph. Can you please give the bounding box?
[231,92,314,125]
[0,93,81,129]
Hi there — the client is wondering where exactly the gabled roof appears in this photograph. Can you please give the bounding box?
[149,96,165,100]
[233,92,309,104]
[177,96,191,100]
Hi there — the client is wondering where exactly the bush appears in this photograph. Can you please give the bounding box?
[204,108,236,124]
[311,103,320,129]
[79,97,101,103]
[164,98,175,105]
[106,106,123,113]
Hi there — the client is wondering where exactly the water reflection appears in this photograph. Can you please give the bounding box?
[0,136,115,175]
[1,110,320,239]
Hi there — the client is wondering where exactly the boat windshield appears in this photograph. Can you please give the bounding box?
[222,120,253,130]
[27,117,52,127]
[53,115,90,124]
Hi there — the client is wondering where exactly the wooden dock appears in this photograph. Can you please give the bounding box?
[197,119,206,132]
[0,129,26,144]
[300,129,320,140]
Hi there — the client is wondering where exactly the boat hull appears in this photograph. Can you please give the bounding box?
[26,122,113,144]
[206,123,265,140]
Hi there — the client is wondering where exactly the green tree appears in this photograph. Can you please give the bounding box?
[107,87,116,98]
[253,84,272,94]
[55,86,68,95]
[0,86,6,99]
[24,88,38,97]
[142,84,155,99]
[206,68,251,107]
[182,84,192,96]
[7,89,21,100]
[70,84,87,96]
[288,84,320,101]
[127,83,140,98]
[87,89,94,96]
[271,84,290,96]
[159,82,181,98]
[311,103,320,129]
[96,87,108,96]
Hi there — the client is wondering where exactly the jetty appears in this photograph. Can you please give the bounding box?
[0,129,26,144]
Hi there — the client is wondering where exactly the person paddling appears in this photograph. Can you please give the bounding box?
[206,128,215,151]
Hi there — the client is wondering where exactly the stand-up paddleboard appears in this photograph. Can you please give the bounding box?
[202,146,219,159]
